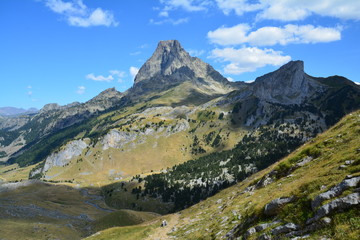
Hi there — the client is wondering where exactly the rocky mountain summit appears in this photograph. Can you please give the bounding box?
[252,60,323,105]
[128,40,236,102]
[216,60,360,128]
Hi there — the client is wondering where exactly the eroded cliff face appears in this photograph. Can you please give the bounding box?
[40,140,88,175]
[101,118,190,151]
[252,61,324,105]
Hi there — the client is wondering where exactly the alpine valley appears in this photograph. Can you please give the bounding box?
[0,40,359,240]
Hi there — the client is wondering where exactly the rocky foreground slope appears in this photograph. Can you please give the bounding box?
[87,110,360,240]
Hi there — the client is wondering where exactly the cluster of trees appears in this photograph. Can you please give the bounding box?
[0,130,20,147]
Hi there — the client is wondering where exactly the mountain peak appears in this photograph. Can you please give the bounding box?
[279,60,304,72]
[130,40,233,100]
[89,87,123,103]
[156,40,182,52]
[134,40,191,84]
[253,60,319,104]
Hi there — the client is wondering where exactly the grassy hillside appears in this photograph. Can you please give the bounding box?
[0,181,109,240]
[26,101,245,186]
[87,110,360,239]
[92,209,159,233]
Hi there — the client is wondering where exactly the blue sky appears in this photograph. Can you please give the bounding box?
[1,0,359,109]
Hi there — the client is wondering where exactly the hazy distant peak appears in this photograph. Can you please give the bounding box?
[0,107,38,116]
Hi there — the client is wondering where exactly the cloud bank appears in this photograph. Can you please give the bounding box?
[44,0,118,27]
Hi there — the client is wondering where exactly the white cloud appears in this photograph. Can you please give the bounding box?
[210,47,291,74]
[26,85,36,100]
[258,0,360,21]
[68,8,118,27]
[109,70,126,83]
[208,24,341,46]
[130,67,139,80]
[86,73,114,82]
[150,17,189,25]
[215,0,263,15]
[215,0,360,21]
[159,11,169,17]
[227,77,234,82]
[86,70,128,83]
[77,86,85,94]
[160,0,211,12]
[45,0,86,15]
[43,0,118,27]
[130,51,142,56]
[208,24,251,45]
[153,0,210,24]
[188,49,205,56]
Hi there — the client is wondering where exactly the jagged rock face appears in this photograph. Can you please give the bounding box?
[40,103,62,113]
[134,40,194,83]
[102,129,137,150]
[101,117,190,151]
[42,139,88,173]
[43,89,123,131]
[264,196,295,216]
[40,88,122,115]
[131,40,233,96]
[311,176,360,210]
[87,87,122,107]
[253,61,323,105]
[0,115,31,131]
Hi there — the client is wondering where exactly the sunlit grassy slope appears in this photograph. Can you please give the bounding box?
[86,110,360,240]
[0,181,159,240]
[35,99,244,187]
[0,182,106,240]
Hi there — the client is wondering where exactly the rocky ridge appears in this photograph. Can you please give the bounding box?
[1,88,123,163]
[252,60,324,105]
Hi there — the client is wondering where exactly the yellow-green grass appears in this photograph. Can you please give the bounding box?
[0,219,83,240]
[86,224,158,240]
[92,209,159,232]
[42,112,245,187]
[0,182,110,240]
[85,214,171,240]
[43,130,193,186]
[0,163,38,182]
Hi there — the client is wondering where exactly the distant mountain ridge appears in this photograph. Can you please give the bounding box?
[0,107,38,116]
